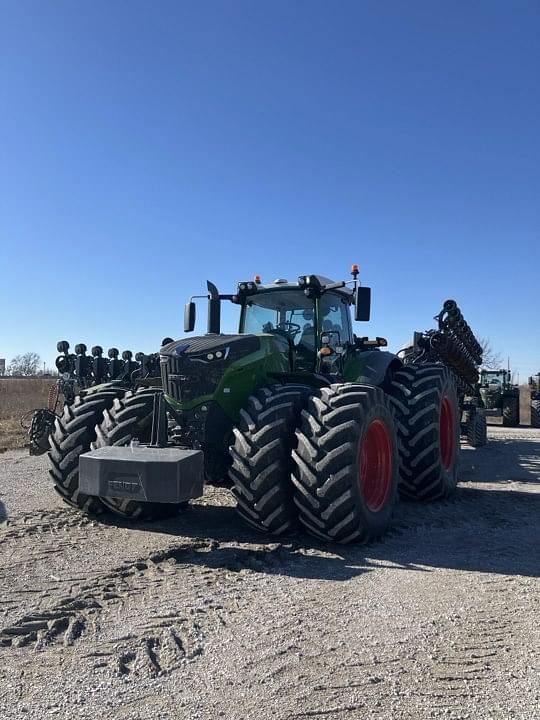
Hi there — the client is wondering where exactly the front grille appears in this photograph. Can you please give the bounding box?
[161,354,224,403]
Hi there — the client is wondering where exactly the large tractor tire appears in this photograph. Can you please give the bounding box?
[502,395,519,427]
[92,388,181,520]
[388,364,460,500]
[466,410,487,448]
[48,388,126,513]
[531,398,540,428]
[292,384,399,544]
[229,384,310,535]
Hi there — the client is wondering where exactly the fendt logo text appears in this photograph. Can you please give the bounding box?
[108,479,141,494]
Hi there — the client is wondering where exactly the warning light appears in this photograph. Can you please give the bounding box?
[254,275,262,284]
[351,264,359,273]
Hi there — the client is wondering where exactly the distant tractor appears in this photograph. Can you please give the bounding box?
[529,374,540,428]
[478,369,520,427]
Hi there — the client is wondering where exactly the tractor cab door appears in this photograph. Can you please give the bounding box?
[315,293,354,375]
[318,293,353,346]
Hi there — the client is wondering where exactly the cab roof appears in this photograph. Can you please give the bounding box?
[249,275,354,300]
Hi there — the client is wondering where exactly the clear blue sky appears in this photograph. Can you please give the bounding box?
[1,1,539,380]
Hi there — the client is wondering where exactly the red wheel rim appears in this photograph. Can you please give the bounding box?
[359,420,393,512]
[440,395,455,471]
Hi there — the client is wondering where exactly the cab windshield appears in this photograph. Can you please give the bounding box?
[241,289,352,370]
[242,290,316,353]
[482,372,503,385]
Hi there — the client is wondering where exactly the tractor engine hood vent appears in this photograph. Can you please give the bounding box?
[160,334,260,404]
[161,334,259,360]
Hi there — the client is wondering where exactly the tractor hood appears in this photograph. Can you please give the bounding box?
[160,334,262,406]
[160,334,260,361]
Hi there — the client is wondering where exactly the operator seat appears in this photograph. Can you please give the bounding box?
[298,308,316,351]
[322,319,343,342]
[295,310,316,371]
[299,324,315,349]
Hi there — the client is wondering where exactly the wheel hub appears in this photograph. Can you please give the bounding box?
[440,395,455,471]
[359,420,393,512]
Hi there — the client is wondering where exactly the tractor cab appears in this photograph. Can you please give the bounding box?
[480,369,511,389]
[238,277,355,372]
[182,270,373,376]
[478,368,520,424]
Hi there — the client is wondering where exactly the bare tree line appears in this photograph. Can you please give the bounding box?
[1,352,57,377]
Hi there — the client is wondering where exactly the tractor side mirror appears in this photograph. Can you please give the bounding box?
[355,286,371,321]
[184,302,196,333]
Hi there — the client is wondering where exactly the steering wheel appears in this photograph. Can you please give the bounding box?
[274,321,302,339]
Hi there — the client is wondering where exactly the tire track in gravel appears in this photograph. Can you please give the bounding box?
[0,506,94,543]
[0,542,205,655]
[414,576,537,718]
[282,592,533,720]
[108,612,208,677]
[0,538,298,677]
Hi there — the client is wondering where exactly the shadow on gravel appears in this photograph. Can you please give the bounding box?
[0,500,7,523]
[92,432,540,580]
[460,438,540,485]
[163,538,390,581]
[97,505,382,581]
[384,485,540,577]
[96,484,540,581]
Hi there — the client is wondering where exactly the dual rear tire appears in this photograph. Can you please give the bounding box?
[230,366,461,543]
[388,364,460,500]
[230,383,400,544]
[48,387,127,513]
[48,387,179,520]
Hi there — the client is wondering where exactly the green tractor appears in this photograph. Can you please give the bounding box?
[528,374,540,428]
[50,268,463,544]
[478,369,520,427]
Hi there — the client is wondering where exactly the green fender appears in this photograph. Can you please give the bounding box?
[343,350,402,388]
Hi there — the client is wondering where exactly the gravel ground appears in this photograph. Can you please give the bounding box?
[0,426,539,720]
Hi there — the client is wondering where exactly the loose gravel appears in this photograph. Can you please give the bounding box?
[0,426,539,720]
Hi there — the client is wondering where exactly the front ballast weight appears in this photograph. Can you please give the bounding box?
[79,390,205,512]
[79,446,204,505]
